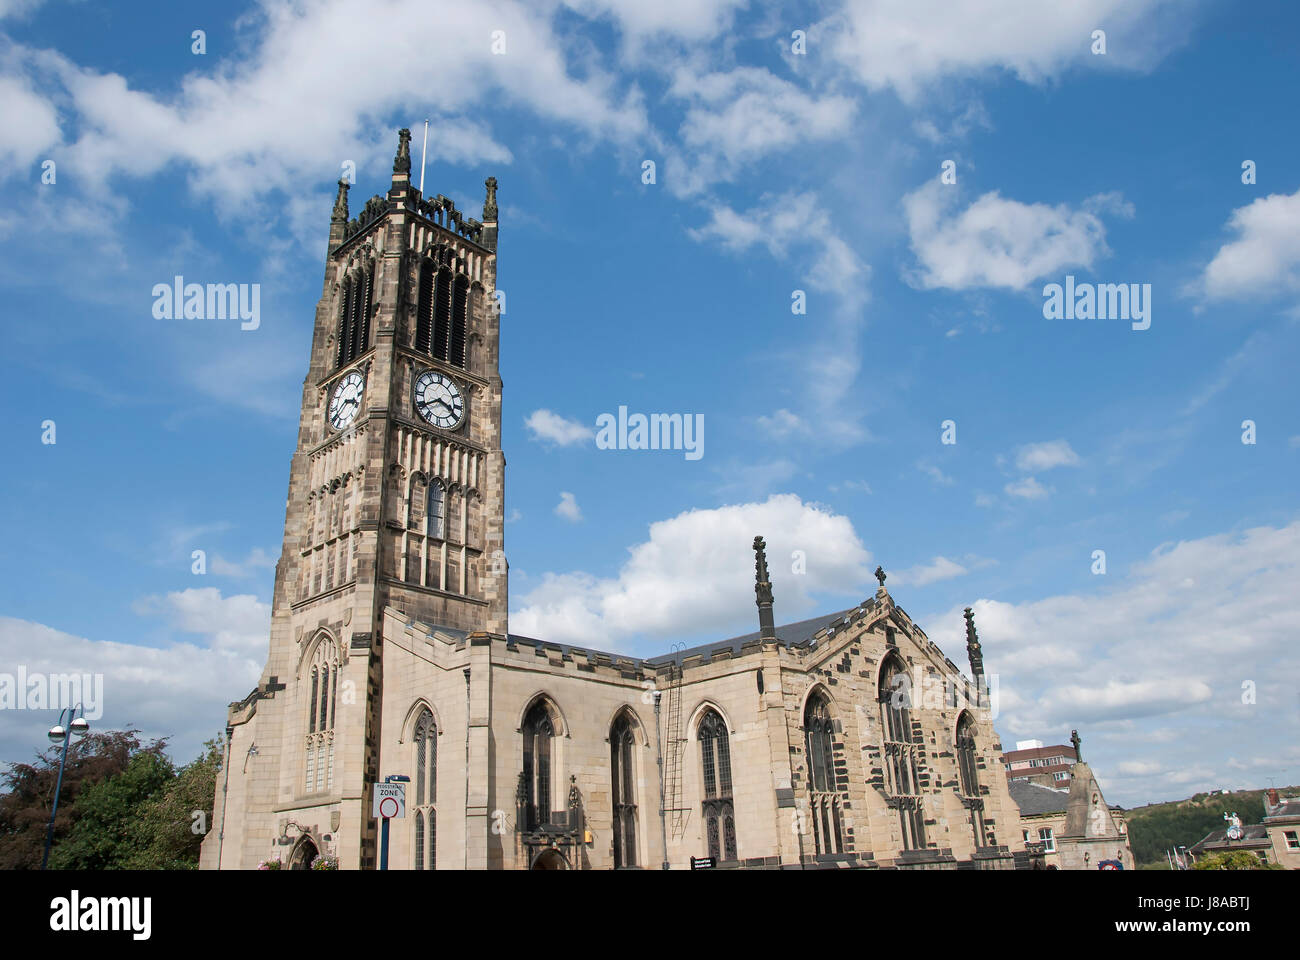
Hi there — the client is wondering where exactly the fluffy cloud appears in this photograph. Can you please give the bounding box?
[903,181,1125,290]
[2,0,648,201]
[667,67,856,195]
[1014,439,1081,472]
[554,491,583,523]
[512,494,873,647]
[822,0,1189,102]
[526,409,592,447]
[0,602,265,771]
[1004,476,1049,500]
[894,556,967,587]
[923,519,1300,804]
[1200,188,1300,300]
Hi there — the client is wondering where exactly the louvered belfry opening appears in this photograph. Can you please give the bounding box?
[414,247,468,368]
[336,261,374,369]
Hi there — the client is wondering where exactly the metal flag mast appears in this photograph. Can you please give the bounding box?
[419,118,429,194]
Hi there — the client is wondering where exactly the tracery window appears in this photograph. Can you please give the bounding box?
[698,709,737,861]
[521,701,554,831]
[303,637,340,793]
[879,655,926,851]
[804,692,844,855]
[956,712,988,848]
[610,712,638,868]
[413,708,437,869]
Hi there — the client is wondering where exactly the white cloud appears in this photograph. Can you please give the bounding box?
[512,494,872,647]
[554,491,583,523]
[0,604,264,769]
[917,461,955,486]
[562,0,747,42]
[1200,189,1300,300]
[667,67,856,195]
[822,0,1190,102]
[0,73,60,170]
[690,192,870,445]
[923,519,1300,805]
[1004,476,1049,499]
[526,409,592,447]
[5,1,648,204]
[903,180,1123,290]
[210,547,277,579]
[1015,440,1081,472]
[132,587,271,661]
[757,409,804,437]
[894,556,967,587]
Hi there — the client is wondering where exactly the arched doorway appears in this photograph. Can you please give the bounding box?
[530,848,568,870]
[290,837,319,870]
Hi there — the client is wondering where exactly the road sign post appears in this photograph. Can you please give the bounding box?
[373,777,407,871]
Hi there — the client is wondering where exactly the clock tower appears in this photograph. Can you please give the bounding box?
[202,129,505,869]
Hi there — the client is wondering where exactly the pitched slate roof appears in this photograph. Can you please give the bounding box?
[1008,779,1070,816]
[1190,824,1271,853]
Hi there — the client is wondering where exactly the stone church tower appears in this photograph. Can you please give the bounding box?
[201,129,505,869]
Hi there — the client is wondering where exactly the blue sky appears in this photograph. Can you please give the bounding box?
[1,0,1297,807]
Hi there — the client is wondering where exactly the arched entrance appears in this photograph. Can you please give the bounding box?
[530,848,568,870]
[289,837,319,870]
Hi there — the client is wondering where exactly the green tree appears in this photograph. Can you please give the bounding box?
[1192,850,1282,870]
[0,729,159,870]
[47,748,174,870]
[124,737,224,870]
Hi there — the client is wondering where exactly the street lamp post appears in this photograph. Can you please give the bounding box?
[42,703,90,870]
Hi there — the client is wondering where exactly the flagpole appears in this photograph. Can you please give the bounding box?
[419,118,429,194]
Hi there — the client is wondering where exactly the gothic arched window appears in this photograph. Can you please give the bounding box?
[521,701,554,831]
[956,712,987,848]
[879,656,925,851]
[304,637,340,794]
[804,692,844,855]
[698,709,737,862]
[413,708,437,869]
[610,712,638,868]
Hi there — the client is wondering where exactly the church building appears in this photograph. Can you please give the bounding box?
[200,130,1031,871]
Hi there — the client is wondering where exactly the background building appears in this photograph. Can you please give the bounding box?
[1008,749,1133,869]
[1003,739,1077,789]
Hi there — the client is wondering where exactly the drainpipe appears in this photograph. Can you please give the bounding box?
[654,689,669,870]
[464,667,471,870]
[215,723,234,869]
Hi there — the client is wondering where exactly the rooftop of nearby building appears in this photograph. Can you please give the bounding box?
[1190,824,1272,852]
[1008,779,1071,816]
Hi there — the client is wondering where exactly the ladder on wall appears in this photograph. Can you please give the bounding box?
[662,646,690,837]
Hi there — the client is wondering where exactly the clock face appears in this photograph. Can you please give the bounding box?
[328,371,365,430]
[414,370,464,429]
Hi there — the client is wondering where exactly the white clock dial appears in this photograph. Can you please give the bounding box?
[414,370,465,430]
[328,371,365,430]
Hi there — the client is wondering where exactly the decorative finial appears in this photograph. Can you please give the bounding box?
[393,128,412,175]
[1070,729,1082,762]
[332,178,350,222]
[963,606,985,681]
[874,565,886,588]
[753,535,775,640]
[484,176,498,221]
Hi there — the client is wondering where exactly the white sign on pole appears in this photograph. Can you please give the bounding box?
[373,782,406,819]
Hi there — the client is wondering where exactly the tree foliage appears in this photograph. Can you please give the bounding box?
[1192,850,1283,870]
[0,729,224,870]
[1124,785,1299,867]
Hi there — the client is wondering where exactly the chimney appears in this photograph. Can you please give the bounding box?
[1266,788,1280,813]
[753,536,775,641]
